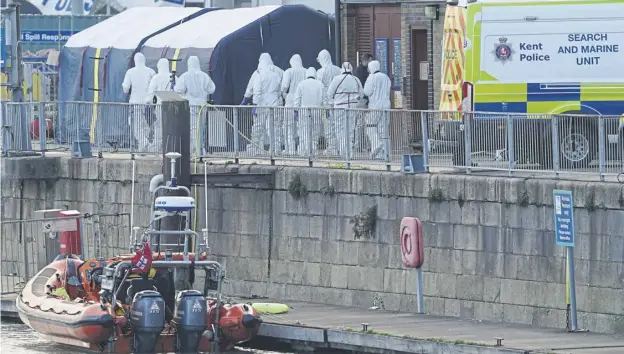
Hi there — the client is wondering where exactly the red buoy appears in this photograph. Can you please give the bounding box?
[400,217,424,269]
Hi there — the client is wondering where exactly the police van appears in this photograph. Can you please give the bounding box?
[452,0,624,168]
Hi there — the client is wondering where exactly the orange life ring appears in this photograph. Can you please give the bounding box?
[400,217,424,269]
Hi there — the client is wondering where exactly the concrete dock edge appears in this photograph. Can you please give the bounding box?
[257,322,530,354]
[2,301,528,353]
[1,295,18,319]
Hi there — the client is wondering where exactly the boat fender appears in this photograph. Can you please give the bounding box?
[250,302,290,314]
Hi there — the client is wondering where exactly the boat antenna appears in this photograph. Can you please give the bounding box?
[202,159,209,254]
[130,154,136,246]
[165,151,182,187]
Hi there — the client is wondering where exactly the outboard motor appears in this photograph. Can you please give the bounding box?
[173,290,207,353]
[130,290,165,353]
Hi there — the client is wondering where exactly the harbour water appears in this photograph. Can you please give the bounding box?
[0,319,286,354]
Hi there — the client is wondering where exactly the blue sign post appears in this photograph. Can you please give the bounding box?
[553,189,578,332]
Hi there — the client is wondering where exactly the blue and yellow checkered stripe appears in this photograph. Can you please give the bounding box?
[474,82,624,116]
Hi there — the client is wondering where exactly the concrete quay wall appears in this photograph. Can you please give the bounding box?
[2,157,624,334]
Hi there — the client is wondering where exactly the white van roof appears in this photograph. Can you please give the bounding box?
[471,0,607,4]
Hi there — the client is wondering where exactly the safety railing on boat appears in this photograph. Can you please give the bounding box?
[0,213,131,295]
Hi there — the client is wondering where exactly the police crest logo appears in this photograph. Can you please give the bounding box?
[493,37,513,63]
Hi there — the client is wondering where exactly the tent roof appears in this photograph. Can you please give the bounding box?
[64,7,202,50]
[142,6,281,49]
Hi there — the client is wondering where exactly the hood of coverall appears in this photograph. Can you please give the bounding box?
[317,49,333,68]
[134,53,147,68]
[289,54,303,68]
[368,60,381,74]
[306,67,317,78]
[258,53,273,72]
[341,62,353,73]
[156,58,169,74]
[259,53,274,66]
[188,56,201,72]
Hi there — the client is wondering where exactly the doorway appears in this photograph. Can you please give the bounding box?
[411,28,429,110]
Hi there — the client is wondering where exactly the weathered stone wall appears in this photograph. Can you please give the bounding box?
[3,157,624,334]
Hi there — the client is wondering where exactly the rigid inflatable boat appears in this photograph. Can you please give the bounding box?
[17,152,262,353]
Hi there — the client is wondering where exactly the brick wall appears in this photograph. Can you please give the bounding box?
[401,3,445,110]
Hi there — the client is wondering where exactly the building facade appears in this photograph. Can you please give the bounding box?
[341,0,446,110]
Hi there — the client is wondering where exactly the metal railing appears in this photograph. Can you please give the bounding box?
[0,101,423,170]
[2,101,624,178]
[424,111,624,180]
[0,213,131,295]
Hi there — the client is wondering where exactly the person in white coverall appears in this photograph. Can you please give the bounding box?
[145,58,177,152]
[243,53,284,103]
[174,56,216,158]
[326,62,363,158]
[315,49,342,152]
[250,54,282,154]
[363,60,391,160]
[294,67,325,157]
[122,52,155,152]
[281,54,307,155]
[243,53,284,148]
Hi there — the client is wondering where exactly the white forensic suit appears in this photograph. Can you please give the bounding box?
[294,67,326,157]
[174,56,216,159]
[326,62,363,158]
[250,55,283,154]
[363,60,392,160]
[315,49,341,148]
[243,53,284,148]
[243,53,284,102]
[281,54,307,155]
[145,58,177,152]
[122,52,155,152]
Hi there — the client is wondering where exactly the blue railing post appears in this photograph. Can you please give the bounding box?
[507,113,514,175]
[269,107,276,165]
[464,112,472,174]
[345,109,352,169]
[420,111,430,173]
[38,101,47,156]
[598,115,605,181]
[233,106,240,164]
[552,116,560,179]
[384,109,391,171]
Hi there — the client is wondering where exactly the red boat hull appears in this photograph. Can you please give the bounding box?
[17,261,115,345]
[18,257,261,352]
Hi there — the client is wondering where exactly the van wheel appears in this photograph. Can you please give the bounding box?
[558,113,597,169]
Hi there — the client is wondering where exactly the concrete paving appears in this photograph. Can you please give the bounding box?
[255,301,624,354]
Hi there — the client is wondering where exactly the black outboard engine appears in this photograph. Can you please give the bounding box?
[130,290,165,353]
[173,290,207,353]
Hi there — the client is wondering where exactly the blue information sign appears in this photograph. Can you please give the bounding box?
[1,25,6,68]
[375,38,389,74]
[392,38,401,89]
[553,189,575,247]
